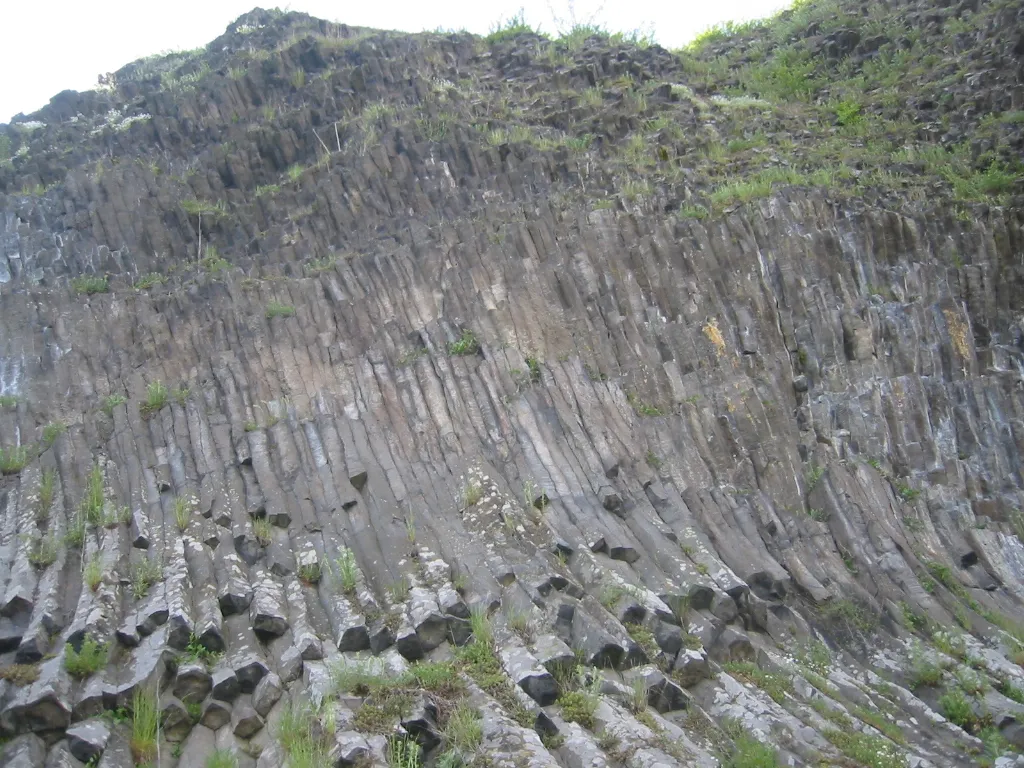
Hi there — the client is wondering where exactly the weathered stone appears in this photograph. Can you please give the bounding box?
[232,700,265,739]
[161,695,194,742]
[200,698,232,730]
[66,719,111,763]
[173,661,213,704]
[208,668,241,705]
[253,672,283,716]
[500,646,558,706]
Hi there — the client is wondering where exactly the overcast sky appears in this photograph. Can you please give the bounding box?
[1,0,788,122]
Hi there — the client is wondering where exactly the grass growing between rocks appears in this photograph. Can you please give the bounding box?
[0,664,40,687]
[130,686,159,764]
[278,701,333,767]
[722,661,793,704]
[456,608,534,728]
[64,636,108,678]
[140,380,169,418]
[205,750,238,768]
[0,445,30,475]
[824,729,907,768]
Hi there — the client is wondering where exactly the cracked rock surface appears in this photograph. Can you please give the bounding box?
[2,1,1024,766]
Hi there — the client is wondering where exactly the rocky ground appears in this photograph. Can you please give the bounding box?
[0,2,1024,767]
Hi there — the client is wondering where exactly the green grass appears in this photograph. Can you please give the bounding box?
[173,496,191,531]
[130,686,159,764]
[387,735,421,768]
[907,651,943,689]
[84,555,103,591]
[266,301,296,319]
[485,10,536,44]
[140,380,168,417]
[37,469,56,518]
[135,273,164,290]
[298,562,322,585]
[64,513,86,548]
[101,393,127,414]
[824,729,907,768]
[278,701,332,767]
[129,557,162,599]
[184,633,223,667]
[71,275,109,295]
[180,198,227,217]
[723,732,779,767]
[64,636,108,678]
[559,688,598,729]
[42,421,65,447]
[28,535,59,568]
[81,463,105,526]
[448,330,480,356]
[722,661,793,704]
[286,164,305,183]
[331,547,359,594]
[205,749,238,768]
[0,445,30,475]
[253,517,273,546]
[0,394,17,408]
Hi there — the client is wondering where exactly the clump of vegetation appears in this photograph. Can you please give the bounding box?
[332,547,359,594]
[130,686,159,764]
[135,273,163,290]
[0,394,17,408]
[266,301,296,318]
[205,750,238,768]
[173,496,191,531]
[821,598,878,634]
[462,478,484,508]
[0,664,40,687]
[42,421,66,447]
[559,687,599,729]
[298,562,322,585]
[184,633,222,667]
[253,516,273,546]
[129,557,162,599]
[278,701,332,766]
[101,393,127,414]
[0,445,30,475]
[485,10,536,44]
[824,729,907,768]
[28,535,59,568]
[723,661,793,704]
[36,468,57,519]
[139,380,168,417]
[71,275,109,295]
[80,462,105,526]
[448,329,480,356]
[64,636,108,678]
[84,554,104,591]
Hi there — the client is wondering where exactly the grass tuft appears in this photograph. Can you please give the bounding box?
[64,636,108,678]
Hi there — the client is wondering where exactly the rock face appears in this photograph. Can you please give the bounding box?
[1,1,1024,766]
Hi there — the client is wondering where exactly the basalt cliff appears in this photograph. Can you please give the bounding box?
[1,2,1024,767]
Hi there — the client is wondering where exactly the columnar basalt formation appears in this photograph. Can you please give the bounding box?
[1,2,1024,767]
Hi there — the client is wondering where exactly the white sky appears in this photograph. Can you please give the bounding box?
[1,0,789,122]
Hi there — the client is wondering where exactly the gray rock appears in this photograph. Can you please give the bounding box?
[173,661,213,704]
[232,701,265,738]
[0,734,47,767]
[500,645,558,706]
[253,672,283,716]
[161,695,194,742]
[201,698,233,730]
[66,719,111,763]
[211,667,241,701]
